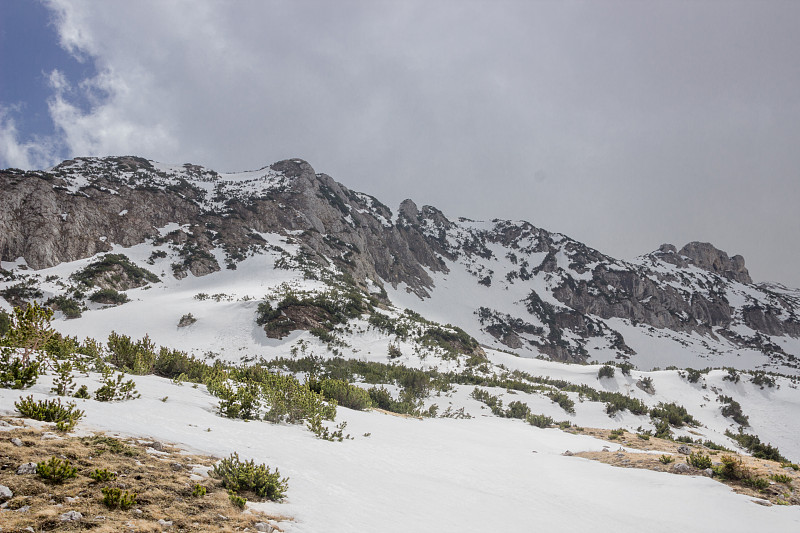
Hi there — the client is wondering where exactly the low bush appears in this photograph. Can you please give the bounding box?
[597,365,615,379]
[15,395,84,431]
[89,288,129,305]
[649,402,697,427]
[310,378,372,411]
[101,487,137,509]
[212,452,288,501]
[547,390,575,414]
[725,429,786,462]
[37,457,77,483]
[0,347,39,389]
[88,468,117,482]
[659,455,674,465]
[687,452,712,469]
[719,396,749,426]
[526,413,554,428]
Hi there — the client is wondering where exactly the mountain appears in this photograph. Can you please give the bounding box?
[2,156,800,531]
[1,156,798,373]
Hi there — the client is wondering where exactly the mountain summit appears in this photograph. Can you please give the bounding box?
[1,156,798,371]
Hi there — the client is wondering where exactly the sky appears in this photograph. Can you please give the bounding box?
[1,0,798,287]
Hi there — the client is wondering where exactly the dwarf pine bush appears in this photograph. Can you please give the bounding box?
[15,395,84,431]
[101,487,137,509]
[0,346,39,389]
[659,455,674,465]
[687,452,713,469]
[310,377,373,411]
[37,457,77,483]
[212,452,288,501]
[597,365,615,379]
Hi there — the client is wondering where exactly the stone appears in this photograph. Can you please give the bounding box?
[0,485,13,500]
[16,505,31,513]
[672,463,692,474]
[16,462,36,475]
[158,519,173,527]
[255,523,274,532]
[562,450,573,456]
[703,468,714,477]
[677,445,691,455]
[149,441,165,451]
[60,511,83,522]
[11,437,23,447]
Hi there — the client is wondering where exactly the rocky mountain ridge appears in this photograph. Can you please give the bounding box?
[1,156,798,370]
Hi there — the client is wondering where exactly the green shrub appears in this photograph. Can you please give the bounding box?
[311,378,372,411]
[719,396,749,426]
[650,402,697,427]
[101,487,137,509]
[505,400,530,420]
[659,455,674,465]
[50,360,76,396]
[89,288,129,305]
[88,468,117,482]
[526,413,554,428]
[15,395,84,431]
[604,393,648,416]
[685,368,703,383]
[723,368,740,383]
[744,477,770,490]
[107,332,157,374]
[771,473,792,484]
[547,391,575,414]
[608,428,625,440]
[192,484,207,497]
[715,455,751,480]
[212,452,288,501]
[228,490,247,509]
[94,367,140,401]
[0,346,39,389]
[597,365,615,379]
[37,457,77,483]
[72,253,159,288]
[725,429,786,462]
[687,452,712,469]
[74,384,90,399]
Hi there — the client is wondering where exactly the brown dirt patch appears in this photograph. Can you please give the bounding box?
[0,417,290,531]
[568,427,800,506]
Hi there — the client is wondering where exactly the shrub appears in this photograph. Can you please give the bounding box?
[89,288,129,305]
[687,452,712,469]
[228,490,247,509]
[311,378,372,411]
[387,343,402,359]
[598,365,615,379]
[505,400,530,420]
[0,346,39,389]
[659,455,674,465]
[547,391,575,414]
[750,372,776,389]
[72,253,159,288]
[723,368,740,384]
[37,457,77,483]
[50,360,76,396]
[725,430,786,462]
[604,393,648,416]
[526,413,554,428]
[192,484,207,497]
[715,455,751,480]
[771,473,792,484]
[15,395,84,431]
[88,468,117,482]
[107,332,157,373]
[685,368,703,383]
[212,452,288,501]
[608,428,625,440]
[649,402,697,427]
[744,477,770,490]
[101,487,137,509]
[719,395,749,426]
[46,295,83,319]
[94,367,140,401]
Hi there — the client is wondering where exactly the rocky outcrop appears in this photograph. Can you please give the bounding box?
[654,241,752,284]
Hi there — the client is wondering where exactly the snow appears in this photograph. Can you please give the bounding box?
[3,372,798,532]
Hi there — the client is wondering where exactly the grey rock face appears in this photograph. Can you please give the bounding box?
[677,445,692,455]
[16,462,36,474]
[2,156,798,365]
[0,484,12,500]
[672,463,692,473]
[60,510,83,521]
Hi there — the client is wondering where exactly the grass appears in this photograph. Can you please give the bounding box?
[0,417,287,532]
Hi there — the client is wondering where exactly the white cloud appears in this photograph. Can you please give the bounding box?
[4,0,799,286]
[0,105,60,169]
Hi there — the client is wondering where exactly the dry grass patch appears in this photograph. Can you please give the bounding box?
[569,427,800,506]
[0,417,288,531]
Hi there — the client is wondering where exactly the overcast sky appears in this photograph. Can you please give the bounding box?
[1,0,798,286]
